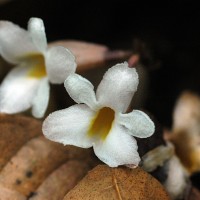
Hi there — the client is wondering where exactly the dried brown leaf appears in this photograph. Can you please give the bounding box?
[30,160,90,200]
[64,165,170,200]
[0,136,92,196]
[0,114,41,171]
[0,187,26,200]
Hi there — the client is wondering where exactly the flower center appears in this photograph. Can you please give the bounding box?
[23,53,46,78]
[88,107,115,140]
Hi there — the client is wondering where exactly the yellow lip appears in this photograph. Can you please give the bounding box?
[27,54,46,78]
[88,107,115,140]
[19,53,46,78]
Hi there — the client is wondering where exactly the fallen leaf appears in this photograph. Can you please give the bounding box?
[0,187,26,200]
[0,136,92,196]
[64,165,170,200]
[30,160,90,200]
[0,114,41,171]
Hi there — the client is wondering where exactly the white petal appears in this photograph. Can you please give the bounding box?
[32,77,50,118]
[0,65,40,114]
[28,18,47,52]
[118,110,155,138]
[0,21,37,64]
[64,74,98,110]
[45,46,77,84]
[42,104,95,148]
[96,62,138,113]
[93,123,141,167]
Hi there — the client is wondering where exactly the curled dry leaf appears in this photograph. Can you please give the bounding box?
[30,160,90,200]
[0,114,41,171]
[0,136,92,196]
[0,187,26,200]
[167,91,200,173]
[64,165,170,200]
[49,40,131,72]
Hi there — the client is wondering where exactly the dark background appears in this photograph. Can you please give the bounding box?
[1,1,200,128]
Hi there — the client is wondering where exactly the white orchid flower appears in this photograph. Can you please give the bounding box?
[0,18,76,118]
[43,62,155,167]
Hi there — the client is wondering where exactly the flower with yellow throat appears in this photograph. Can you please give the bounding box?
[43,62,155,167]
[0,18,76,118]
